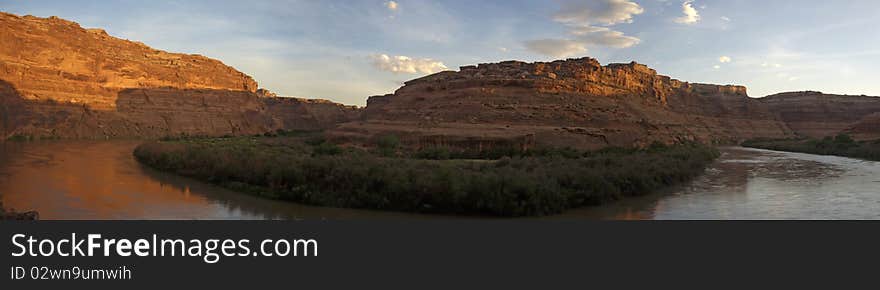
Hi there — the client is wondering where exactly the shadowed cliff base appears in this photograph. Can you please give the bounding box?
[0,80,27,139]
[0,79,281,140]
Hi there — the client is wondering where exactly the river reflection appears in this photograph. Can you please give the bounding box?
[562,147,880,220]
[0,141,432,220]
[2,143,879,220]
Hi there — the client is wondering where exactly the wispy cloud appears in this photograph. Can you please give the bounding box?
[553,0,644,26]
[524,0,643,57]
[524,39,588,58]
[370,54,448,74]
[674,1,700,24]
[384,1,398,12]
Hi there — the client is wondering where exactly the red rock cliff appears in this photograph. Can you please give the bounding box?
[337,57,793,149]
[0,12,276,139]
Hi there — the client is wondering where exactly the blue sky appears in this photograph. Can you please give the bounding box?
[3,0,880,105]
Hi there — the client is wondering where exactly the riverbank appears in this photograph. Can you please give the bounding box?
[742,134,880,161]
[133,136,719,217]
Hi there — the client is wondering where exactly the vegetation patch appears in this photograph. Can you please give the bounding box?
[134,137,719,217]
[743,134,880,161]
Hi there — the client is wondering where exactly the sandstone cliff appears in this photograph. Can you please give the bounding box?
[758,91,880,139]
[0,12,273,139]
[0,12,362,139]
[263,95,362,131]
[335,58,795,149]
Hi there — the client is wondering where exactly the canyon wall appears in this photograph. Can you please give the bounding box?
[263,96,362,131]
[336,58,796,149]
[758,91,880,139]
[0,12,275,139]
[0,12,361,139]
[3,13,876,145]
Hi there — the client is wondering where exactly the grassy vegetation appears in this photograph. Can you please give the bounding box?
[134,136,719,217]
[742,134,880,161]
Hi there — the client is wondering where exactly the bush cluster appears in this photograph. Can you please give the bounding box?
[134,138,719,217]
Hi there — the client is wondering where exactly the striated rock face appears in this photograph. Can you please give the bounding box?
[758,91,880,139]
[337,58,793,149]
[0,12,276,139]
[846,112,880,140]
[263,96,362,131]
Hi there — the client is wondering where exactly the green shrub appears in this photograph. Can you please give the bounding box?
[377,135,400,157]
[134,138,719,217]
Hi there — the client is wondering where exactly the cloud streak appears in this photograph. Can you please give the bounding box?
[674,1,700,24]
[524,39,588,58]
[370,54,448,74]
[524,0,643,58]
[384,1,398,11]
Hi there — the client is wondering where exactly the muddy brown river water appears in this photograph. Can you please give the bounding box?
[1,141,878,220]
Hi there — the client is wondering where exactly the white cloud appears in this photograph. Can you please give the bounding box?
[370,54,448,74]
[713,65,721,69]
[674,1,701,24]
[570,26,640,48]
[553,0,644,26]
[384,1,398,11]
[525,0,643,57]
[524,39,588,58]
[498,47,509,52]
[721,16,731,22]
[718,56,731,63]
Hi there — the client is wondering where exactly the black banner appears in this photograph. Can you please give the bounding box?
[2,221,878,289]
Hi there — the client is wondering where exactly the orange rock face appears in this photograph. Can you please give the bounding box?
[334,58,794,149]
[0,13,363,139]
[0,12,279,139]
[3,13,876,145]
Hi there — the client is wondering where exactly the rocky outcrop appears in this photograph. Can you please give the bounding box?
[845,112,880,140]
[336,58,795,149]
[0,12,277,139]
[758,91,880,139]
[263,96,362,131]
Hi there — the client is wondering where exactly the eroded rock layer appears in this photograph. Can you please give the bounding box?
[335,58,796,149]
[0,12,278,139]
[759,91,880,139]
[263,96,362,131]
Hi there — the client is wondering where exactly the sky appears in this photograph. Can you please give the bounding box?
[3,0,880,105]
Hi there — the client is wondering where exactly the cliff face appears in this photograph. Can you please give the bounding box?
[758,91,880,139]
[0,12,277,139]
[338,58,794,149]
[263,96,362,131]
[846,112,880,140]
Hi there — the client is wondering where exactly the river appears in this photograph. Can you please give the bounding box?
[1,142,878,220]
